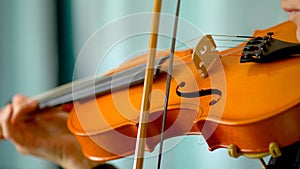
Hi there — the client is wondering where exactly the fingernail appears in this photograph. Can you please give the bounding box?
[2,105,12,119]
[27,99,37,107]
[5,104,12,112]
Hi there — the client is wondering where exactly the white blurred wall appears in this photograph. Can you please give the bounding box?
[0,0,58,168]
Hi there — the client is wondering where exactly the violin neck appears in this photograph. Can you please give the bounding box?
[34,55,169,109]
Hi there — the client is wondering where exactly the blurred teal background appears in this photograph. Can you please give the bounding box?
[0,0,287,169]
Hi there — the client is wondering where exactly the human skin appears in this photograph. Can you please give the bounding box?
[281,0,300,41]
[0,95,101,169]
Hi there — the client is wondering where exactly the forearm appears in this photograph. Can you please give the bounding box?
[50,135,102,169]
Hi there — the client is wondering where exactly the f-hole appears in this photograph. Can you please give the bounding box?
[176,82,222,106]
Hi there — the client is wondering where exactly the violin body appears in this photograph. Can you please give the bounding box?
[67,21,300,161]
[68,49,203,161]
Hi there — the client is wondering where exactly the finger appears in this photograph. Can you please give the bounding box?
[0,105,7,140]
[11,94,38,124]
[1,104,13,140]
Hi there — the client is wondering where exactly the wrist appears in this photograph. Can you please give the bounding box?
[63,157,102,169]
[58,146,102,169]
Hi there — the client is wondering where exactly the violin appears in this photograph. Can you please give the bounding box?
[30,20,300,166]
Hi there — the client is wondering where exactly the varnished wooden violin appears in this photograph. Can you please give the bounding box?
[22,20,299,166]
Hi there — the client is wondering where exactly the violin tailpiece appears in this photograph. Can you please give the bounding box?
[241,32,300,63]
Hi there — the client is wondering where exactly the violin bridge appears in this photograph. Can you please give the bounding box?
[192,35,220,79]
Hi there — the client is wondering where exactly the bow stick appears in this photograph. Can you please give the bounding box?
[133,0,162,169]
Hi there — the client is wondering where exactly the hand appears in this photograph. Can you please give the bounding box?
[0,94,101,169]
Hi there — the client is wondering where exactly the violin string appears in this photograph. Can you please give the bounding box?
[213,38,248,42]
[173,36,244,50]
[104,43,242,85]
[218,45,245,50]
[92,34,252,93]
[158,33,263,61]
[173,34,254,56]
[210,34,254,39]
[174,38,246,59]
